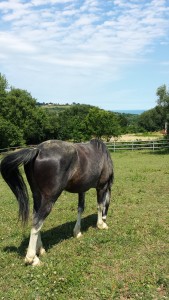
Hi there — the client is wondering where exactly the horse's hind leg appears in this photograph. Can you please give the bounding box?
[25,218,44,266]
[97,188,109,230]
[25,194,53,266]
[73,193,85,238]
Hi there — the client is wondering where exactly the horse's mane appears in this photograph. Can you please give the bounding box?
[90,139,108,156]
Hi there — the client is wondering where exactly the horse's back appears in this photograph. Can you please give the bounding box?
[28,139,113,195]
[37,140,75,157]
[66,139,113,192]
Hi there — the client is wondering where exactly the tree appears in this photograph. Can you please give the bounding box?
[57,104,93,141]
[0,73,124,146]
[0,74,9,114]
[156,85,169,133]
[45,112,60,140]
[1,88,53,144]
[0,73,8,92]
[57,104,121,142]
[136,85,169,133]
[138,106,164,132]
[0,116,24,148]
[0,75,25,147]
[156,85,169,107]
[86,107,120,140]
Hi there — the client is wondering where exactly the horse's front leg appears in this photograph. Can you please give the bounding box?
[36,229,46,257]
[73,193,85,238]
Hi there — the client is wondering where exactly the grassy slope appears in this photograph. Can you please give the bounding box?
[41,104,70,114]
[0,151,169,299]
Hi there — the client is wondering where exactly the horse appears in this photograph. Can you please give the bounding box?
[0,139,114,266]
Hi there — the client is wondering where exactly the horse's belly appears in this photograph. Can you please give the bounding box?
[65,176,97,193]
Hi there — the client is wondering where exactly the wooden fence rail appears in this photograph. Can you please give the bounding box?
[0,139,169,155]
[0,145,34,154]
[106,139,169,152]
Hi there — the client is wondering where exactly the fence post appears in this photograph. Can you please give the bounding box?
[114,141,115,152]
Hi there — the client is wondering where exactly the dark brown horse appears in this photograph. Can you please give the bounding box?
[1,139,114,266]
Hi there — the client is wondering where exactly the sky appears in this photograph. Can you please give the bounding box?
[0,0,169,111]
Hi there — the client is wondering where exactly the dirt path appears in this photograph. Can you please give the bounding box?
[110,133,163,142]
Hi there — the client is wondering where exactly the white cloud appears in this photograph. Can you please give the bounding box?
[1,0,168,63]
[0,31,36,53]
[0,0,169,108]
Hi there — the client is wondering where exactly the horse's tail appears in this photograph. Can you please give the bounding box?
[0,148,39,224]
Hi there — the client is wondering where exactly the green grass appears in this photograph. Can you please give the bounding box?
[0,151,169,299]
[41,104,70,114]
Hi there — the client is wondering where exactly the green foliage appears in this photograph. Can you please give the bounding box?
[0,116,25,148]
[156,84,169,107]
[0,73,8,94]
[57,105,121,142]
[57,104,93,142]
[86,107,120,141]
[1,73,169,148]
[156,85,169,133]
[5,88,53,144]
[45,112,60,140]
[138,85,169,133]
[119,113,141,133]
[0,74,123,147]
[0,73,9,115]
[0,75,25,148]
[138,106,165,132]
[0,75,54,147]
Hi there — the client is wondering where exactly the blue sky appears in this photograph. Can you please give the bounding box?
[0,0,169,111]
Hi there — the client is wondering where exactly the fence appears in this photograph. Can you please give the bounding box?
[0,139,169,154]
[106,139,169,152]
[0,145,34,154]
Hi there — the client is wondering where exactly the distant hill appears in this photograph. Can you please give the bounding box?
[37,103,71,113]
[113,109,145,115]
[37,103,145,116]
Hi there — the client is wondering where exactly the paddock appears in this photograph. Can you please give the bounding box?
[0,150,168,299]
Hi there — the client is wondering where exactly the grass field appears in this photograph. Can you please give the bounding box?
[41,104,70,114]
[0,150,169,299]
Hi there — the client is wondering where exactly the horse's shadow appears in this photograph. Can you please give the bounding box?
[3,214,97,257]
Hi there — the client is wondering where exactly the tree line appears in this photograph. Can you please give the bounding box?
[137,85,169,133]
[0,74,121,148]
[0,73,168,149]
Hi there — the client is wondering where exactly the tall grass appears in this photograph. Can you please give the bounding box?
[0,151,169,299]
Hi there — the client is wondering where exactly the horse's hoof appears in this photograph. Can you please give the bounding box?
[74,230,82,238]
[32,256,41,266]
[25,255,41,266]
[76,232,82,238]
[97,222,108,230]
[38,247,46,256]
[25,255,34,265]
